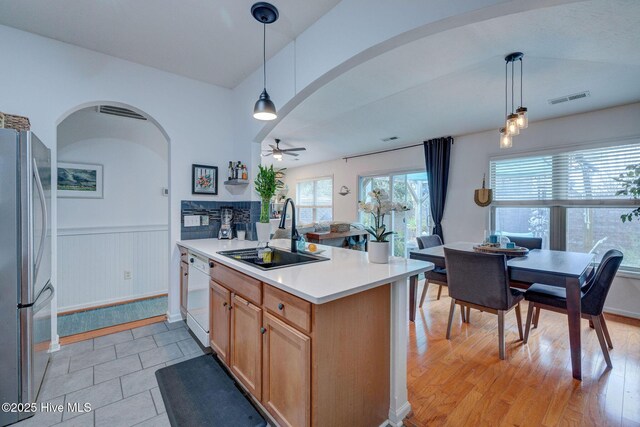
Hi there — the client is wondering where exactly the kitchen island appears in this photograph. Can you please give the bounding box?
[177,238,433,427]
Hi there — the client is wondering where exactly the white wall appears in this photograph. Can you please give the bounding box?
[281,146,426,222]
[57,108,168,228]
[0,24,252,346]
[282,103,640,318]
[55,109,169,311]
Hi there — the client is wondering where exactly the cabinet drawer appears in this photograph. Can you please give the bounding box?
[264,285,311,334]
[212,263,261,305]
[179,246,188,263]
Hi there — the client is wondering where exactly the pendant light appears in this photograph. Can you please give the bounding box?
[499,52,528,148]
[516,55,528,129]
[252,2,279,121]
[499,127,512,149]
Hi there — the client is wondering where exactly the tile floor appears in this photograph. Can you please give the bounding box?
[17,319,205,427]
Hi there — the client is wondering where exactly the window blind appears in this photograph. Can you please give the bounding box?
[490,142,640,202]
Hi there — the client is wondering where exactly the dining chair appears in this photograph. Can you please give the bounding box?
[444,248,524,360]
[503,235,544,326]
[523,249,623,368]
[504,235,543,250]
[416,235,448,305]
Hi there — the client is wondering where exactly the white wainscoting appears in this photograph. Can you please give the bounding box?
[57,225,169,313]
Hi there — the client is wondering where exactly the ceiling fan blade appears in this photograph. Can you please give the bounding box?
[269,144,277,150]
[284,152,299,156]
[281,147,306,152]
[261,152,273,157]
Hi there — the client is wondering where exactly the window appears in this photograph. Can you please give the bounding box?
[490,141,640,270]
[296,177,333,224]
[359,171,430,257]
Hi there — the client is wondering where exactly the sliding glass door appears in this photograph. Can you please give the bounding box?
[359,171,430,257]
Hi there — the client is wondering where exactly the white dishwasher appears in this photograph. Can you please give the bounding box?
[187,252,210,346]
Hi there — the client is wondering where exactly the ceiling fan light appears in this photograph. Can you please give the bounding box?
[506,113,520,136]
[499,128,512,149]
[516,107,528,129]
[253,89,277,121]
[273,152,283,160]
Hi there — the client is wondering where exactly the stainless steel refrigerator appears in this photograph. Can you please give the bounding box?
[0,129,53,426]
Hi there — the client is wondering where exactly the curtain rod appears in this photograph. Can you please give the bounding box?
[342,143,423,162]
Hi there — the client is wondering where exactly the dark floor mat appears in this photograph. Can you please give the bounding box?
[155,355,266,427]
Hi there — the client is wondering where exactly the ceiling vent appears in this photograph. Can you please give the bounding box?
[548,91,590,105]
[382,136,399,142]
[97,105,147,120]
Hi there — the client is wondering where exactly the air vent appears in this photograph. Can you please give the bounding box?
[548,91,590,105]
[382,136,399,142]
[97,106,147,120]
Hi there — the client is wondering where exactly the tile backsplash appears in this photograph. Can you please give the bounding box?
[181,200,261,240]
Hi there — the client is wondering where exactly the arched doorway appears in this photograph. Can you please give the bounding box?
[55,103,171,338]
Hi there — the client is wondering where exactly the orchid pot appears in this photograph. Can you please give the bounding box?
[358,188,410,264]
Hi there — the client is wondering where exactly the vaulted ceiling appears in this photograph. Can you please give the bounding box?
[0,0,340,88]
[263,0,640,167]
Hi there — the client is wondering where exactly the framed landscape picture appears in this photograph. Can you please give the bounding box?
[192,164,218,195]
[57,162,103,198]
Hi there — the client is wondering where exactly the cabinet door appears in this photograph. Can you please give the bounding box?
[230,294,262,400]
[210,281,231,364]
[180,261,189,316]
[263,312,311,427]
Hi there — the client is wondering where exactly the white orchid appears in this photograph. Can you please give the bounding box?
[358,188,412,242]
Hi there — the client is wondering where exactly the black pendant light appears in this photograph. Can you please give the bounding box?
[252,2,279,121]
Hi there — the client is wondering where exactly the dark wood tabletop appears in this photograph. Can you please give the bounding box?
[409,241,594,380]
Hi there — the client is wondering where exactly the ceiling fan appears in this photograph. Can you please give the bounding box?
[262,139,306,161]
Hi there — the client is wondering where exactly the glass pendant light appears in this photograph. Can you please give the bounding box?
[506,113,520,136]
[500,52,527,147]
[499,128,512,149]
[516,57,528,129]
[252,3,279,121]
[516,107,528,129]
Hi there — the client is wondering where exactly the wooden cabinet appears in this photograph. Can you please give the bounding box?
[230,294,263,400]
[201,253,389,427]
[209,281,231,364]
[179,261,188,317]
[262,312,311,427]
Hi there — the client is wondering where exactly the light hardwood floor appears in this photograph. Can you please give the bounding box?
[405,282,640,427]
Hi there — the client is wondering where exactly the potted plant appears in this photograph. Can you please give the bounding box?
[358,189,410,263]
[615,164,640,223]
[254,165,281,242]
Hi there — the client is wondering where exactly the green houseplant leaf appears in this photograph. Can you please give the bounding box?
[254,165,283,223]
[616,164,640,224]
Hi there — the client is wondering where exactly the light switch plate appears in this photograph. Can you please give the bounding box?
[184,215,200,227]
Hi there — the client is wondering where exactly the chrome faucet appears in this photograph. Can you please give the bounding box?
[278,198,299,253]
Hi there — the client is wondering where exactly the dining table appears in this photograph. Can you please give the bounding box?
[409,242,594,381]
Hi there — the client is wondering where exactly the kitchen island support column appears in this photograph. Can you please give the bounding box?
[388,276,413,425]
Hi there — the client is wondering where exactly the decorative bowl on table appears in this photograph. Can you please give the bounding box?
[472,243,529,257]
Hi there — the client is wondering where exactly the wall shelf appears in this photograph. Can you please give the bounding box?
[224,179,250,186]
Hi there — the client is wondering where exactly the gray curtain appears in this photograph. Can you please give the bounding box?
[424,136,453,242]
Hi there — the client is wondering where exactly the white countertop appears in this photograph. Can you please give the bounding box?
[177,238,433,304]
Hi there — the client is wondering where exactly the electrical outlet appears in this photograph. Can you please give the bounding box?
[184,215,200,227]
[124,271,132,280]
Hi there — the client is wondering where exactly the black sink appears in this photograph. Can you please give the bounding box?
[217,247,329,271]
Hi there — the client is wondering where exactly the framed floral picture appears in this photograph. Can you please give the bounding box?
[192,164,218,195]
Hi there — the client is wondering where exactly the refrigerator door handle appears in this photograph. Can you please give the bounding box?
[32,157,48,283]
[32,280,54,312]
